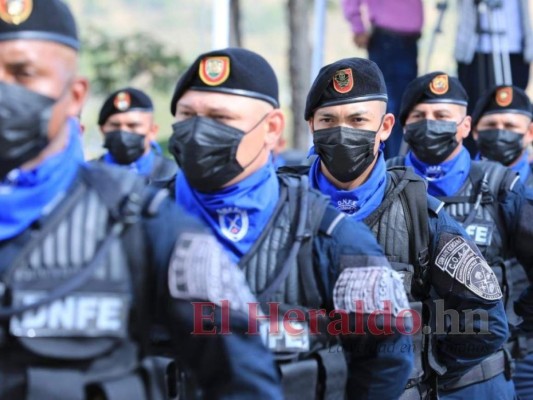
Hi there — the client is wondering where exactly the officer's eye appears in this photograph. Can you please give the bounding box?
[11,66,35,82]
[178,110,195,119]
[318,117,332,123]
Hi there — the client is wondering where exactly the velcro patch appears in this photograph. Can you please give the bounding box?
[168,232,256,314]
[10,291,129,338]
[435,235,502,300]
[333,266,409,315]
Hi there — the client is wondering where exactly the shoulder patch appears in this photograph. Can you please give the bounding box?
[333,266,409,316]
[168,232,256,314]
[435,235,502,300]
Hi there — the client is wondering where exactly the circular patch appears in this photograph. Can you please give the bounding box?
[332,68,354,94]
[113,91,131,111]
[0,0,32,25]
[495,87,513,107]
[429,74,449,95]
[199,56,230,86]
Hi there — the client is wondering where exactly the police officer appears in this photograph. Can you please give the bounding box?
[0,1,283,399]
[387,71,533,397]
[297,58,511,399]
[98,87,177,182]
[165,47,414,399]
[470,85,533,399]
[471,85,533,187]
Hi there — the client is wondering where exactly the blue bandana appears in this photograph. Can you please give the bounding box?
[309,152,387,221]
[0,118,85,241]
[406,146,471,197]
[103,149,155,177]
[175,161,280,263]
[511,151,531,185]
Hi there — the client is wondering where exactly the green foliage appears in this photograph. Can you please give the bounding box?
[81,26,186,95]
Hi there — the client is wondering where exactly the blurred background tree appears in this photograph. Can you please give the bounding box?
[82,27,187,95]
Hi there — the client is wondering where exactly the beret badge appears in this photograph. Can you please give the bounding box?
[429,74,449,95]
[113,91,131,111]
[333,68,354,94]
[199,56,230,86]
[495,87,513,107]
[0,0,32,25]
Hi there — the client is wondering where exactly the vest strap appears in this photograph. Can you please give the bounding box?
[315,348,348,400]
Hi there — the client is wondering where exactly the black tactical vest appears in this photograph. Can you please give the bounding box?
[364,167,440,399]
[0,165,161,400]
[239,173,349,400]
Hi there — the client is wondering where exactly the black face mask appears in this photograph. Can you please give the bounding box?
[169,115,266,192]
[103,130,146,165]
[404,119,459,164]
[0,82,56,179]
[313,125,377,183]
[477,129,524,166]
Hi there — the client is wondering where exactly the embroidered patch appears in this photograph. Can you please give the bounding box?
[495,87,513,107]
[198,56,230,86]
[337,199,358,215]
[168,232,256,314]
[429,74,449,95]
[217,206,249,242]
[113,91,131,111]
[333,68,354,94]
[0,0,32,25]
[435,235,502,300]
[333,266,409,316]
[464,223,494,247]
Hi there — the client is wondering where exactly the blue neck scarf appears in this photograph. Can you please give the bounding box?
[406,146,471,197]
[0,118,85,241]
[103,149,155,177]
[175,161,280,263]
[309,152,387,221]
[511,151,531,185]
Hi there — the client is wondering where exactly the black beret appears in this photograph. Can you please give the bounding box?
[98,87,153,125]
[399,72,468,126]
[170,47,279,114]
[305,57,387,120]
[471,85,533,127]
[0,0,78,50]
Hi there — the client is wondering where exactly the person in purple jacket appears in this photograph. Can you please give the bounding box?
[341,0,423,159]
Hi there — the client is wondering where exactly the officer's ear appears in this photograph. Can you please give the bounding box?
[148,121,159,141]
[458,115,472,140]
[264,109,285,151]
[66,76,89,118]
[378,112,395,142]
[525,120,533,146]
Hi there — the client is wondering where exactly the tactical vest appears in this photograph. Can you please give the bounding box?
[239,173,350,400]
[0,165,163,400]
[364,167,440,400]
[162,171,349,399]
[151,154,178,183]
